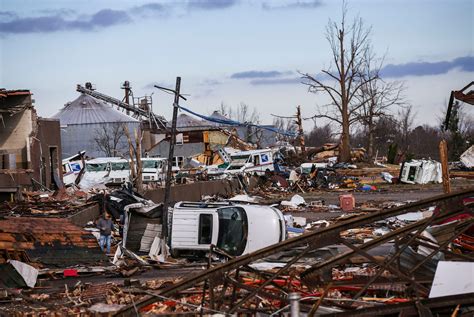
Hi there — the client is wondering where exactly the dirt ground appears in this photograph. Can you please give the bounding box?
[289,178,474,221]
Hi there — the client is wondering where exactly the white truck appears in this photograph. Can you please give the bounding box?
[141,158,167,183]
[169,201,287,258]
[224,149,275,175]
[81,157,170,186]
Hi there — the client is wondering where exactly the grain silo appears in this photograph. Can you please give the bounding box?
[52,93,140,159]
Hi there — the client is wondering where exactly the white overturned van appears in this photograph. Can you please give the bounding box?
[169,201,287,258]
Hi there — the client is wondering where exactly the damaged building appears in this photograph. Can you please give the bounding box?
[147,113,256,167]
[0,89,62,200]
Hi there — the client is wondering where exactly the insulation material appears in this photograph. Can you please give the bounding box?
[281,194,306,208]
[139,223,162,252]
[1,260,38,288]
[460,145,474,168]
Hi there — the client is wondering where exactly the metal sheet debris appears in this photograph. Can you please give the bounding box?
[429,261,474,298]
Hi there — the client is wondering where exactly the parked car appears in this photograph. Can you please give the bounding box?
[169,201,287,258]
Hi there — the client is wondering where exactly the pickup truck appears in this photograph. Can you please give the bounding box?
[169,201,287,258]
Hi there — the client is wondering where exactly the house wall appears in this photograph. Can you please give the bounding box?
[208,130,229,150]
[33,118,62,189]
[0,91,63,197]
[0,94,34,169]
[149,141,205,158]
[148,130,231,158]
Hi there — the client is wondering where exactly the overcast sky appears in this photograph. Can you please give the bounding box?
[1,0,473,131]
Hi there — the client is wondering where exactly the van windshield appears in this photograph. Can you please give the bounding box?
[111,162,130,171]
[86,163,108,172]
[227,155,250,170]
[216,207,248,256]
[143,160,161,169]
[230,155,250,164]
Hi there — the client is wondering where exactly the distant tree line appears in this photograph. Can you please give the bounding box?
[305,103,474,162]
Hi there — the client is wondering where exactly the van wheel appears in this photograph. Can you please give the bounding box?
[170,249,180,258]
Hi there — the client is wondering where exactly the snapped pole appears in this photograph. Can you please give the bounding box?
[162,77,181,239]
[439,139,451,194]
[296,105,305,154]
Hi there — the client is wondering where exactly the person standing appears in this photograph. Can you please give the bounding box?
[97,212,114,254]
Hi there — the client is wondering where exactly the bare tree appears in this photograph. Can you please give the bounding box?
[398,104,416,153]
[355,51,406,160]
[93,123,127,157]
[273,117,298,143]
[440,101,473,160]
[305,123,335,147]
[301,3,377,162]
[123,125,144,193]
[219,102,261,144]
[218,102,260,123]
[409,125,442,160]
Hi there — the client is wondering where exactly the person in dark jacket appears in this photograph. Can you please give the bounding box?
[97,212,114,254]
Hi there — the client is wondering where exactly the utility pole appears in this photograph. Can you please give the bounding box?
[121,81,131,116]
[296,105,305,154]
[155,77,187,240]
[439,140,451,193]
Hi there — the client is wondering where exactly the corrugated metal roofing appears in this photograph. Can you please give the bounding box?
[52,93,139,125]
[0,217,108,268]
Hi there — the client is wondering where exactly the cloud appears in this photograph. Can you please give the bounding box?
[131,3,169,17]
[0,1,239,35]
[0,11,18,19]
[0,9,131,34]
[231,70,292,79]
[187,0,239,10]
[37,8,76,17]
[89,9,131,27]
[199,79,222,86]
[250,77,302,85]
[381,56,474,78]
[262,0,323,10]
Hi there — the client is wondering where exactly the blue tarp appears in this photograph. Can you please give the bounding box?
[178,105,298,137]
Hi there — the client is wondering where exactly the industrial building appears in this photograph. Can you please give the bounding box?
[52,93,140,159]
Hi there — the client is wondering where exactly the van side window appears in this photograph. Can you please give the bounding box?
[254,155,260,165]
[198,214,213,244]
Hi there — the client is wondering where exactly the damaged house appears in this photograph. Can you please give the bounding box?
[0,89,62,200]
[147,114,238,167]
[147,113,261,167]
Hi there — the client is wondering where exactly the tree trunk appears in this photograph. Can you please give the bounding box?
[339,119,351,162]
[338,29,351,163]
[367,128,374,160]
[367,118,374,160]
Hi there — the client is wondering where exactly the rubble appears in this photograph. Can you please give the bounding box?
[1,85,474,316]
[113,186,474,313]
